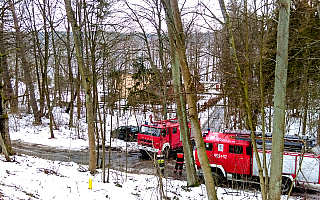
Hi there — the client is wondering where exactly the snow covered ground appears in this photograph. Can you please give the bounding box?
[0,107,303,199]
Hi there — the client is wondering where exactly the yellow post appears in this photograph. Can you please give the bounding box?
[88,179,92,189]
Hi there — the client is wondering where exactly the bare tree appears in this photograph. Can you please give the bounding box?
[170,45,199,186]
[64,0,96,173]
[217,0,268,199]
[0,17,18,113]
[161,0,217,199]
[0,59,12,160]
[269,0,290,198]
[124,0,170,119]
[9,0,41,124]
[41,0,55,138]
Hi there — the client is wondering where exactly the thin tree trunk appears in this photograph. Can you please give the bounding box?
[259,0,269,194]
[41,0,54,138]
[0,130,10,161]
[29,1,45,117]
[217,0,267,199]
[269,0,290,198]
[317,113,320,145]
[170,43,198,186]
[67,23,75,127]
[161,0,217,199]
[0,22,18,113]
[9,0,41,124]
[0,46,12,161]
[14,51,19,110]
[64,0,96,173]
[301,63,309,136]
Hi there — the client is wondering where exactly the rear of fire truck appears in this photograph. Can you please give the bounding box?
[194,130,320,193]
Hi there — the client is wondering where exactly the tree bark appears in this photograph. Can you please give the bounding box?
[9,0,41,124]
[171,47,198,186]
[0,43,12,162]
[0,21,18,113]
[161,0,217,199]
[258,0,269,194]
[317,113,320,145]
[42,0,55,138]
[217,0,267,199]
[66,23,75,127]
[64,0,96,173]
[269,0,290,198]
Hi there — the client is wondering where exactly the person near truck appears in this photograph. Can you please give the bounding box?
[157,150,165,175]
[174,151,184,175]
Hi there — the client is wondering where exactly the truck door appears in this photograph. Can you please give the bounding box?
[160,128,168,149]
[227,145,251,175]
[171,127,180,149]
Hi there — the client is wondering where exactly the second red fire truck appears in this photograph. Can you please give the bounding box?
[195,130,320,193]
[137,116,193,157]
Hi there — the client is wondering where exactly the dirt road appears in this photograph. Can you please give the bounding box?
[11,140,185,180]
[11,140,320,199]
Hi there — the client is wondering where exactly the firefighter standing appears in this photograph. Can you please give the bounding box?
[174,151,184,175]
[157,151,165,174]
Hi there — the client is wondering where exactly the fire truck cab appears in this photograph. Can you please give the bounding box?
[195,132,252,180]
[137,118,191,157]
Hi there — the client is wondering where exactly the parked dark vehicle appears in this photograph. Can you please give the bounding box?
[117,126,139,141]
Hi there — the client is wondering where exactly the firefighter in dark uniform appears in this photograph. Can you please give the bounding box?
[174,151,184,175]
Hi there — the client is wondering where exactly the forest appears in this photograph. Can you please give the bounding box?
[0,0,320,200]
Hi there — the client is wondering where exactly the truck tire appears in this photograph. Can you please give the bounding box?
[140,150,148,159]
[198,174,205,184]
[281,177,292,195]
[211,169,226,185]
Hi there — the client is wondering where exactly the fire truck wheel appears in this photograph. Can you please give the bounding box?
[140,150,149,159]
[212,171,226,185]
[198,175,205,184]
[281,177,292,195]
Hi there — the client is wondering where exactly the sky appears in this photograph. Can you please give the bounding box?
[0,106,305,200]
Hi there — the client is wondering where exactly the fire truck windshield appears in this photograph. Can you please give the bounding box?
[140,126,161,136]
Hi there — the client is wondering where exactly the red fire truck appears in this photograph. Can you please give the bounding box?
[194,130,320,193]
[137,117,193,157]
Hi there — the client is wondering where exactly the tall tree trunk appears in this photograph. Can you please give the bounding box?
[0,113,11,161]
[171,49,199,187]
[317,113,320,145]
[30,1,45,117]
[9,0,41,124]
[161,0,217,199]
[41,0,55,138]
[64,0,96,173]
[258,0,269,194]
[66,23,74,127]
[155,0,168,120]
[14,51,19,110]
[0,21,18,113]
[217,0,267,199]
[269,0,290,198]
[0,39,12,161]
[301,63,309,136]
[166,7,198,185]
